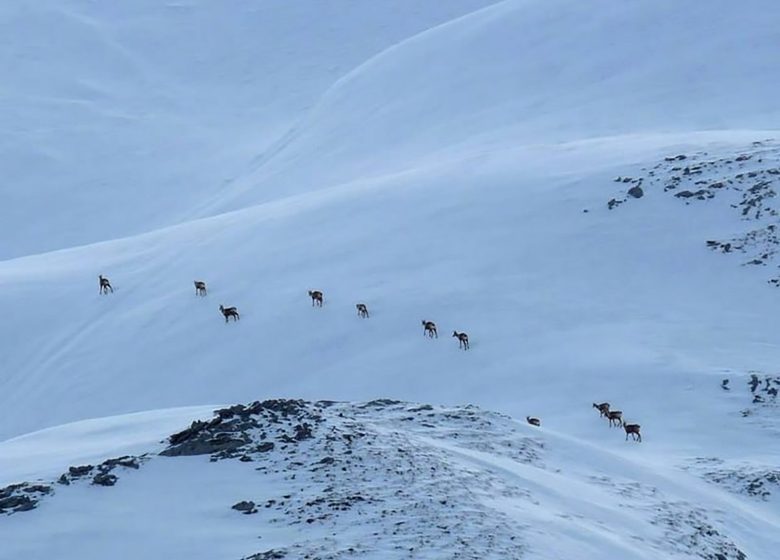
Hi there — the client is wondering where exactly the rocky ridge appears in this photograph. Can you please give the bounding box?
[0,400,753,559]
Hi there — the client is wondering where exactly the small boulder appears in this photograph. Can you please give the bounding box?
[0,495,33,511]
[627,186,644,199]
[101,456,140,470]
[69,465,94,478]
[294,423,313,441]
[23,485,51,495]
[232,500,257,514]
[92,473,118,487]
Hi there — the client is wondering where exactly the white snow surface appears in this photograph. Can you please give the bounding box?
[1,0,779,557]
[0,0,493,258]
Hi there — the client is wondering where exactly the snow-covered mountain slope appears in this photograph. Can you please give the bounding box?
[1,400,776,559]
[2,132,779,444]
[0,0,493,258]
[2,0,780,557]
[200,0,780,213]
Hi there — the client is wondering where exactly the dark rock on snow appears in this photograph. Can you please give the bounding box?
[232,500,258,514]
[0,482,52,515]
[92,473,118,487]
[627,185,644,199]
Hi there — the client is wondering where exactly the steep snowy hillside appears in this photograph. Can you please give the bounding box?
[2,400,777,559]
[2,0,779,557]
[202,0,780,213]
[2,133,780,443]
[0,0,493,257]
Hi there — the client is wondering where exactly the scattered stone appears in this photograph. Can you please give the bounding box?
[92,473,118,487]
[0,495,34,511]
[745,373,780,407]
[651,504,747,560]
[0,482,52,515]
[100,456,141,470]
[232,500,258,514]
[57,455,146,487]
[689,457,780,501]
[244,550,286,560]
[69,465,94,478]
[360,399,402,409]
[161,432,249,457]
[674,189,712,200]
[408,404,434,413]
[294,423,313,441]
[607,143,780,286]
[21,485,50,496]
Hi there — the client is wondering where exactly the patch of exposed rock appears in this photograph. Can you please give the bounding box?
[651,503,747,560]
[160,399,317,459]
[686,458,780,501]
[746,373,780,406]
[1,399,754,560]
[58,455,145,487]
[604,140,780,285]
[0,483,52,515]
